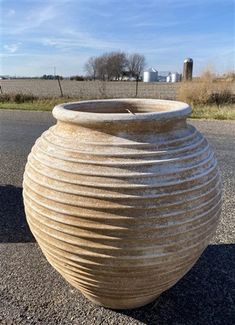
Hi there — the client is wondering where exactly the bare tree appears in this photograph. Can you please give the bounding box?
[127,53,146,80]
[96,55,108,80]
[106,52,127,80]
[84,57,97,80]
[84,51,146,81]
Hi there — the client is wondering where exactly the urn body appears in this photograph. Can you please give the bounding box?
[23,99,222,309]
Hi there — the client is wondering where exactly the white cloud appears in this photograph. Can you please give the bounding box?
[3,43,21,53]
[2,4,58,35]
[42,39,60,47]
[40,28,132,51]
[26,5,56,26]
[6,9,16,17]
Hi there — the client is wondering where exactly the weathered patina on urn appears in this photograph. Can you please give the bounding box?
[23,99,222,309]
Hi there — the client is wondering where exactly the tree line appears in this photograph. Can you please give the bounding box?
[84,52,146,81]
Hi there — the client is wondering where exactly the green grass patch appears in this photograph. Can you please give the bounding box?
[191,104,235,120]
[0,97,82,111]
[0,98,235,120]
[0,101,52,111]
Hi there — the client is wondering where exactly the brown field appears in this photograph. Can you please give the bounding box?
[0,79,179,99]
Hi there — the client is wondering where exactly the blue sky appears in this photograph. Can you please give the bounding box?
[0,0,234,76]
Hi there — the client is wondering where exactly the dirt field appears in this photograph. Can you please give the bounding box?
[0,79,179,99]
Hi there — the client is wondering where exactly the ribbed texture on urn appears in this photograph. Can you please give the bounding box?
[23,99,222,309]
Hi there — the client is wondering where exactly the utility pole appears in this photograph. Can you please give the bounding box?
[135,74,139,97]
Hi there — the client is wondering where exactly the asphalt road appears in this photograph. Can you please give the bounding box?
[0,110,234,325]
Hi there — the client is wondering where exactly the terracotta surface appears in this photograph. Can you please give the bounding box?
[23,99,222,309]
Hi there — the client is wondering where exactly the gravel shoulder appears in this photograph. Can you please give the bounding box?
[0,111,234,325]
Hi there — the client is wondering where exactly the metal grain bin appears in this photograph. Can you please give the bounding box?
[143,68,158,82]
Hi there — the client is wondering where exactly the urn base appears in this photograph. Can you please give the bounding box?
[82,292,160,310]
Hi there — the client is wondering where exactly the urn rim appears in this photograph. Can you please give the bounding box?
[53,98,191,125]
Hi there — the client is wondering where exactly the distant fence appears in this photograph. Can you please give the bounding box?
[0,80,179,100]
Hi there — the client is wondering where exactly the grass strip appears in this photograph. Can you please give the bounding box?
[0,100,234,120]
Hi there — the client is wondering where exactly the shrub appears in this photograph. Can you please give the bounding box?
[223,71,235,82]
[14,93,38,103]
[177,70,234,106]
[70,75,85,81]
[0,93,39,103]
[0,93,11,102]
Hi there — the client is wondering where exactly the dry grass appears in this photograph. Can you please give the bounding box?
[178,70,235,106]
[222,71,235,82]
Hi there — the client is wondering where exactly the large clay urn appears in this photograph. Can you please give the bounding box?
[23,99,222,309]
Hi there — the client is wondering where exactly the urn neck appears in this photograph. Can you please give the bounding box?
[53,99,191,133]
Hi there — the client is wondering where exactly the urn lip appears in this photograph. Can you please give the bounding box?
[53,99,191,124]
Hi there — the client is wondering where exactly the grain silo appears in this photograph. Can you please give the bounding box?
[183,58,193,80]
[143,68,158,82]
[171,72,180,83]
[166,75,171,83]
